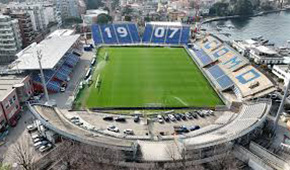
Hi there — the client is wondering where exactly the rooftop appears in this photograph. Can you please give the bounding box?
[47,29,75,38]
[0,75,26,101]
[147,21,184,26]
[11,34,80,71]
[254,46,278,55]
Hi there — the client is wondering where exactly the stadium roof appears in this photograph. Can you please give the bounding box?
[147,21,184,26]
[11,35,80,71]
[47,29,75,38]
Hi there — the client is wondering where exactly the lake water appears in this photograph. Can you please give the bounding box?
[202,11,290,47]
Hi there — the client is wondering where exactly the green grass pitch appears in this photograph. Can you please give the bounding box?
[84,47,223,108]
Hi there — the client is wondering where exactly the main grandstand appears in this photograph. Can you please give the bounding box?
[28,22,277,167]
[10,30,82,93]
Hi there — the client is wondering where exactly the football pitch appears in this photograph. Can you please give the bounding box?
[82,47,223,108]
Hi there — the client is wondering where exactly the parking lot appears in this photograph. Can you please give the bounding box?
[0,109,43,166]
[75,110,219,137]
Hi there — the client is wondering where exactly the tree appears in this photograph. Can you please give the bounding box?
[233,0,254,16]
[96,14,112,24]
[124,15,132,21]
[111,0,120,10]
[260,2,274,11]
[0,156,11,170]
[10,138,35,170]
[209,2,230,16]
[85,0,104,10]
[52,140,125,170]
[122,6,133,16]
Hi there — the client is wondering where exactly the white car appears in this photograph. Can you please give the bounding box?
[157,115,164,123]
[39,143,52,153]
[34,140,49,149]
[31,133,41,140]
[168,114,176,121]
[26,124,37,132]
[107,125,119,133]
[123,129,134,135]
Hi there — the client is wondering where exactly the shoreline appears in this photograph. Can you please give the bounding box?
[201,7,290,25]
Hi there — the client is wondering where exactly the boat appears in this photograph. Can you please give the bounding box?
[252,35,263,41]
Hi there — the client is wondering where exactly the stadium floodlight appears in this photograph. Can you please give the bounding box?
[36,49,50,103]
[274,77,290,131]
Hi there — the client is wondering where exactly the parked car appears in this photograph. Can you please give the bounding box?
[103,116,114,121]
[162,115,170,122]
[189,125,200,131]
[208,110,214,116]
[27,124,37,132]
[107,125,119,133]
[168,114,176,121]
[31,133,41,140]
[33,137,45,144]
[179,113,187,120]
[157,115,164,123]
[70,117,79,122]
[173,113,181,121]
[123,129,134,135]
[173,125,189,133]
[196,110,205,118]
[34,140,49,149]
[185,112,193,119]
[74,121,83,126]
[190,111,198,119]
[115,116,126,122]
[133,115,140,123]
[39,143,53,153]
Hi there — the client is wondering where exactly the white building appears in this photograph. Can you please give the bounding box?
[55,0,81,20]
[0,15,22,63]
[232,39,284,65]
[272,65,290,83]
[7,3,47,32]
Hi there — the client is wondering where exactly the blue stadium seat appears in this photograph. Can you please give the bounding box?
[165,27,181,44]
[114,24,132,43]
[47,81,61,92]
[151,26,167,43]
[208,65,225,79]
[180,26,190,44]
[128,23,140,43]
[142,24,153,43]
[216,75,234,89]
[92,24,103,45]
[100,24,118,44]
[193,49,213,66]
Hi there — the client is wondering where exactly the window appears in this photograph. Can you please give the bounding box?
[9,98,13,105]
[13,95,16,101]
[5,103,9,109]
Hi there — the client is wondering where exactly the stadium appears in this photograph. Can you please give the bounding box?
[29,22,276,167]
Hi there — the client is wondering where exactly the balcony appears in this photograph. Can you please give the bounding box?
[0,40,16,46]
[0,27,12,31]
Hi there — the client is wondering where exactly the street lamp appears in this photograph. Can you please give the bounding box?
[36,49,50,103]
[274,77,290,131]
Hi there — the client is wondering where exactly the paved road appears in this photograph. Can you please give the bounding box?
[0,109,42,166]
[49,51,94,108]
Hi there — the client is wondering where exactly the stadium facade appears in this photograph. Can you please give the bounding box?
[29,22,277,168]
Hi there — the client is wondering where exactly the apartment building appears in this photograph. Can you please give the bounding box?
[55,0,81,20]
[7,3,47,32]
[0,14,22,63]
[0,75,34,128]
[8,12,35,48]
